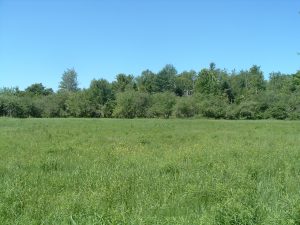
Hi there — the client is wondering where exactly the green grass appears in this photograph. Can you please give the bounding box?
[1,118,300,224]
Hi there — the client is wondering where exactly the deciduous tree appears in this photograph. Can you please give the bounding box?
[59,68,79,92]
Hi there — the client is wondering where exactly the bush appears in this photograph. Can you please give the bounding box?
[101,101,116,118]
[148,92,176,118]
[265,104,288,120]
[25,97,43,118]
[174,97,199,118]
[113,91,151,118]
[197,95,228,119]
[40,94,64,118]
[225,104,239,120]
[65,91,96,117]
[0,95,28,118]
[237,101,260,120]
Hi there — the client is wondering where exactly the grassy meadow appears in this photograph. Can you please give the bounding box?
[1,118,300,224]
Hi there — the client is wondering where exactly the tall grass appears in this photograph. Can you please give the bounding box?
[0,118,300,224]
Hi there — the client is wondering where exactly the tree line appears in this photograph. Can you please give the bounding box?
[1,63,300,119]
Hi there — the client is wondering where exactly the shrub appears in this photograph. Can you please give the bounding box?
[148,92,176,118]
[0,95,28,118]
[174,97,199,118]
[237,101,260,120]
[225,104,239,120]
[265,104,288,120]
[197,95,228,119]
[113,91,151,118]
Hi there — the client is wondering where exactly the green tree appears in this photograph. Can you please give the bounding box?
[175,70,196,96]
[195,68,219,95]
[88,79,115,117]
[292,71,300,89]
[268,72,293,93]
[229,66,266,103]
[25,83,53,96]
[112,74,136,92]
[0,87,20,96]
[248,65,266,94]
[59,68,79,92]
[136,70,158,93]
[156,64,177,92]
[220,80,235,103]
[89,79,114,105]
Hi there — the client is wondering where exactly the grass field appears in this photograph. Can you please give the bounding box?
[0,118,300,224]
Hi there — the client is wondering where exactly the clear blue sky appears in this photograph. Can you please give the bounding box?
[0,0,299,90]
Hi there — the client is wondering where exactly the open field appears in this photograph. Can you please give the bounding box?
[1,118,300,224]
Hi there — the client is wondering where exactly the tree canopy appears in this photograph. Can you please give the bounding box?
[59,68,79,92]
[1,64,300,120]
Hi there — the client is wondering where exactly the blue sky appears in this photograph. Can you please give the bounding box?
[0,0,299,90]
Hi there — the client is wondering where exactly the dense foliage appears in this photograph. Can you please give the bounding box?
[1,64,300,119]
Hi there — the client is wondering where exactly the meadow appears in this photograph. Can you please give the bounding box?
[0,118,300,225]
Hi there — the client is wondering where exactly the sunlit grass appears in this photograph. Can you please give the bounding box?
[1,118,300,224]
